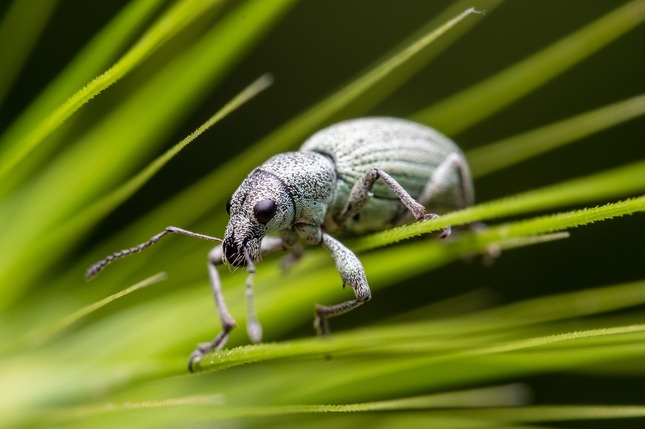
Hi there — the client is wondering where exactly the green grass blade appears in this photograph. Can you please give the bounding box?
[0,0,225,182]
[468,93,645,178]
[334,0,505,117]
[355,162,645,249]
[0,0,59,107]
[11,277,643,425]
[100,6,485,251]
[0,1,292,306]
[191,279,645,373]
[0,0,166,194]
[34,385,526,425]
[262,7,482,153]
[26,403,645,429]
[476,195,645,239]
[459,279,645,330]
[24,273,166,348]
[84,74,274,223]
[271,327,645,404]
[438,405,645,425]
[1,3,643,428]
[412,0,645,134]
[0,75,272,305]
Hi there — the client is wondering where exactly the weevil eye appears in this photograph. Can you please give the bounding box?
[253,199,277,224]
[226,197,232,215]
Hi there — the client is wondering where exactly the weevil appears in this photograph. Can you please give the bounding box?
[87,117,474,371]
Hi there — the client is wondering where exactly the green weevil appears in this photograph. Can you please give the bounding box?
[87,117,474,371]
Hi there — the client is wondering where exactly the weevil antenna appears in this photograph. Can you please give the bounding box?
[86,226,221,280]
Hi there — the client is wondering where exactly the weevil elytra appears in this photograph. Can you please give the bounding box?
[87,117,474,371]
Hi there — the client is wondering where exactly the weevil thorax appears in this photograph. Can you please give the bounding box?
[222,151,336,267]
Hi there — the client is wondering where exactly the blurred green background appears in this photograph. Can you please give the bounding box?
[1,0,644,427]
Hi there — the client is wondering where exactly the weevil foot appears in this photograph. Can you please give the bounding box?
[469,222,501,265]
[279,244,304,271]
[314,298,366,338]
[187,331,230,372]
[247,320,263,344]
[482,244,501,266]
[314,307,331,336]
[187,344,209,372]
[423,213,451,238]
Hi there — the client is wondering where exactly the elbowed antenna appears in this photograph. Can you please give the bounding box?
[86,226,222,280]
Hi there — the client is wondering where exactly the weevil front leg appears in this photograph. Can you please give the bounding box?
[315,233,371,336]
[243,235,295,342]
[336,167,451,237]
[188,236,290,371]
[187,244,234,371]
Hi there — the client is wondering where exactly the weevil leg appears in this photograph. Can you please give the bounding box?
[417,152,474,211]
[315,233,371,336]
[415,154,500,262]
[336,167,450,236]
[277,229,304,271]
[243,236,290,344]
[243,252,262,344]
[397,153,474,237]
[188,236,290,371]
[468,222,502,265]
[188,245,236,372]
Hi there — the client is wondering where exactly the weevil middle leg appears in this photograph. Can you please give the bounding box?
[286,223,372,336]
[314,233,372,336]
[312,156,473,336]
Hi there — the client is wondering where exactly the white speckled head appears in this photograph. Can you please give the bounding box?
[222,169,295,266]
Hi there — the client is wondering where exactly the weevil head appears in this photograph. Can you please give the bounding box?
[222,169,294,267]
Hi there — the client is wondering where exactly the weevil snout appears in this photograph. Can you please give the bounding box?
[221,214,264,267]
[222,237,249,267]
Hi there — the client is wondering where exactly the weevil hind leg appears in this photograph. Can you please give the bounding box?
[397,153,474,236]
[315,233,371,336]
[417,152,474,211]
[428,154,500,263]
[468,221,502,266]
[419,154,500,263]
